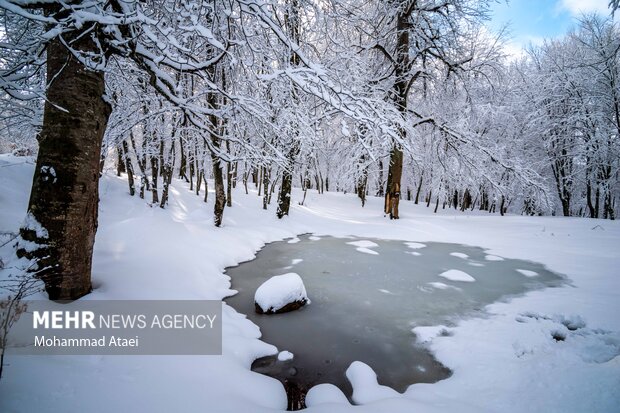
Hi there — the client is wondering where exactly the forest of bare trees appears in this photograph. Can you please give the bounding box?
[1,0,619,299]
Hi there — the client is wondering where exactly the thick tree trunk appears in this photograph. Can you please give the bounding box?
[17,35,111,300]
[384,147,403,219]
[384,12,408,219]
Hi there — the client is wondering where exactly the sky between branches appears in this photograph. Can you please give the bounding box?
[487,0,618,57]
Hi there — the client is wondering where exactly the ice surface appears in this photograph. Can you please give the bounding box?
[227,236,563,399]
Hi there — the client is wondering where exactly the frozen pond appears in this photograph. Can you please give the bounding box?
[224,235,565,404]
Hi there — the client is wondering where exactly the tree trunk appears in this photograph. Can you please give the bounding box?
[116,145,125,176]
[263,167,270,210]
[277,156,295,218]
[121,140,135,196]
[414,175,423,204]
[17,35,111,300]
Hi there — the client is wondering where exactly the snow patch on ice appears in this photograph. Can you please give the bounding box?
[438,269,476,282]
[254,273,308,313]
[485,254,504,261]
[291,259,303,265]
[516,269,539,277]
[277,351,294,361]
[405,242,426,249]
[405,251,421,256]
[309,235,321,241]
[287,237,300,244]
[428,282,462,291]
[356,247,379,255]
[347,240,378,248]
[450,252,469,259]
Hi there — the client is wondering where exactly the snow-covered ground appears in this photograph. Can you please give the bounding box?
[1,153,619,413]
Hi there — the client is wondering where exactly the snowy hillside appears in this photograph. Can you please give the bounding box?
[0,154,619,413]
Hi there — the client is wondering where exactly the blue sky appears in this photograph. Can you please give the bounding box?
[486,0,615,54]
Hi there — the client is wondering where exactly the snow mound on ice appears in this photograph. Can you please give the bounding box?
[438,269,476,282]
[305,383,349,407]
[405,242,426,249]
[450,252,469,259]
[346,361,400,405]
[287,237,300,244]
[485,254,504,261]
[516,269,539,277]
[347,240,378,248]
[347,240,379,255]
[356,247,379,255]
[428,282,461,291]
[277,351,294,361]
[254,273,309,314]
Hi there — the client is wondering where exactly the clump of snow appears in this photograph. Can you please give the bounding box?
[450,252,469,259]
[428,282,461,291]
[405,251,421,256]
[39,166,57,183]
[254,273,309,314]
[22,212,49,239]
[291,258,303,265]
[277,350,294,361]
[468,262,485,267]
[347,240,378,248]
[346,361,400,404]
[485,254,504,261]
[309,235,321,241]
[305,383,349,407]
[287,237,300,244]
[347,240,379,255]
[405,242,426,249]
[438,269,476,282]
[516,269,539,277]
[355,247,378,255]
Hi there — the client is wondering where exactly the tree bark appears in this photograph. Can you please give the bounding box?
[17,35,111,300]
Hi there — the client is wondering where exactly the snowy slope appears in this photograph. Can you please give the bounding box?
[1,154,619,413]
